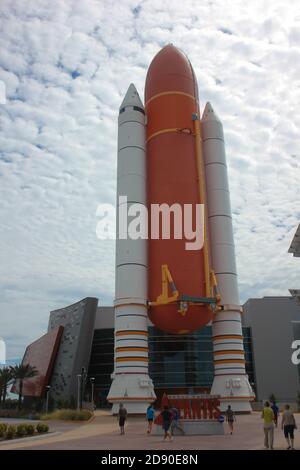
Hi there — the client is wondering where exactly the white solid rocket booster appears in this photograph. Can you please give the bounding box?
[107,84,155,414]
[202,103,255,412]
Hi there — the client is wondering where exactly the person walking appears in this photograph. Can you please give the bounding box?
[281,404,297,450]
[146,404,155,434]
[261,401,275,449]
[170,406,185,435]
[225,405,236,434]
[160,405,173,441]
[118,403,127,435]
[271,401,279,427]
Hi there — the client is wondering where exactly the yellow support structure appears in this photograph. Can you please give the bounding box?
[148,265,220,314]
[149,264,179,306]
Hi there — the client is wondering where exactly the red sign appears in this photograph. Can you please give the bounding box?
[155,393,221,424]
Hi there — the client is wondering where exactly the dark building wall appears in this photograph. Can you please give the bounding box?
[243,296,300,402]
[48,297,98,403]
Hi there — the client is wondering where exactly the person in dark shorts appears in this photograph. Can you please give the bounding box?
[118,403,127,435]
[160,405,173,441]
[225,405,236,434]
[146,404,155,434]
[271,401,279,427]
[281,404,297,450]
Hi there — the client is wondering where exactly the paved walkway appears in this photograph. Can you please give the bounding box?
[0,411,299,450]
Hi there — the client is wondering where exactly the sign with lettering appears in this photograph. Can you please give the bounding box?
[155,393,221,424]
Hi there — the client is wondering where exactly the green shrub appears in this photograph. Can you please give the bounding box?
[36,423,49,433]
[0,423,8,437]
[16,424,27,437]
[41,409,92,421]
[24,424,35,435]
[6,425,16,439]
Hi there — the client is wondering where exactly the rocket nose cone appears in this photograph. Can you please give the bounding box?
[120,83,144,110]
[202,102,221,122]
[145,44,198,103]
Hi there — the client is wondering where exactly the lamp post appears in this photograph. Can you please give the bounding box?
[77,374,82,410]
[45,385,51,414]
[80,367,87,410]
[90,377,95,407]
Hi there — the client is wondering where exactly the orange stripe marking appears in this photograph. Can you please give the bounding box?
[116,347,149,352]
[214,350,245,356]
[116,357,149,362]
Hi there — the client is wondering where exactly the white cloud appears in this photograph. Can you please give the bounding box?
[0,0,299,358]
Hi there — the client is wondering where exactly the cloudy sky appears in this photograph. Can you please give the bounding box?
[0,0,299,359]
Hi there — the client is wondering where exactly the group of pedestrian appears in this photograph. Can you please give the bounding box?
[224,401,297,450]
[159,405,185,441]
[117,403,184,440]
[262,401,297,450]
[117,401,297,449]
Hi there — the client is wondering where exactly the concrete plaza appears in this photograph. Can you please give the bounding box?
[0,411,299,450]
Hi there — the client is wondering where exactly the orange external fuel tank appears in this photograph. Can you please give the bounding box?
[145,45,214,334]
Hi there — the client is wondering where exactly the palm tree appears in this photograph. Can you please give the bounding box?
[11,364,38,410]
[0,367,14,408]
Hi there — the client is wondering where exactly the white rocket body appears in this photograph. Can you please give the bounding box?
[202,103,254,412]
[107,84,155,414]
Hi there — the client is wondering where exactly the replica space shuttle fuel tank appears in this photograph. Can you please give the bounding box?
[145,45,216,334]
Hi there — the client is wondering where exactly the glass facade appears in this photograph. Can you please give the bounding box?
[148,326,214,392]
[88,325,255,404]
[243,326,255,387]
[88,329,114,406]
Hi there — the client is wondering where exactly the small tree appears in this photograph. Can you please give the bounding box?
[11,364,38,410]
[0,367,14,408]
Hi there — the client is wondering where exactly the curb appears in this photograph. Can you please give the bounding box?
[0,431,61,446]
